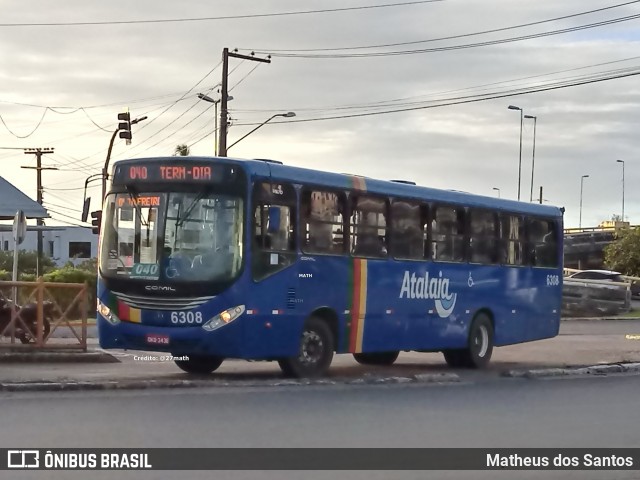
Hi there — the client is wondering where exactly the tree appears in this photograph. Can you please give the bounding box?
[0,250,56,276]
[604,227,640,276]
[174,144,190,156]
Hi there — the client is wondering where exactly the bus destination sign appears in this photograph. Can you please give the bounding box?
[113,163,226,184]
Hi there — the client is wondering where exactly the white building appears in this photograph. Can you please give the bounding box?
[0,227,98,265]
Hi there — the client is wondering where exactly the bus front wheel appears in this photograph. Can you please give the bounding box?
[278,317,334,378]
[353,351,399,366]
[443,313,494,369]
[174,355,224,374]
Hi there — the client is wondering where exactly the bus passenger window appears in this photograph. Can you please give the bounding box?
[500,215,525,265]
[432,206,465,262]
[302,190,345,255]
[528,218,558,268]
[251,181,297,281]
[391,200,424,260]
[350,196,387,258]
[469,209,498,264]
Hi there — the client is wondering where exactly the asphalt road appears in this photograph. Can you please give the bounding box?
[1,375,639,480]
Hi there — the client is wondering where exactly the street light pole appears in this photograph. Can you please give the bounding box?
[524,114,537,202]
[492,187,501,198]
[508,105,524,201]
[616,159,625,222]
[227,112,296,151]
[198,93,233,156]
[579,174,589,229]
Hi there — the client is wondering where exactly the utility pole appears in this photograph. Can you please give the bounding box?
[22,147,56,277]
[539,186,543,204]
[218,48,271,157]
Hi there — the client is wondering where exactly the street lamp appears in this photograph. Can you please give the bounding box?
[616,159,625,223]
[508,105,524,201]
[579,174,589,229]
[492,187,501,198]
[198,93,233,156]
[524,114,537,202]
[227,112,296,151]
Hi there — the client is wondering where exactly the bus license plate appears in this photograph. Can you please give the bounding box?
[146,334,170,345]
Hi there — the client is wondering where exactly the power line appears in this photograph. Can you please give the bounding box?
[133,61,222,133]
[229,63,263,92]
[44,184,100,192]
[253,68,640,123]
[0,108,48,138]
[246,0,640,53]
[45,207,90,227]
[44,201,84,214]
[259,13,640,58]
[0,1,444,27]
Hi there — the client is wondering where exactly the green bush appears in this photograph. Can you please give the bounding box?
[42,267,96,319]
[0,250,55,276]
[0,265,96,319]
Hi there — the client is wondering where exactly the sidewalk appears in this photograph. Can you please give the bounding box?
[0,321,639,390]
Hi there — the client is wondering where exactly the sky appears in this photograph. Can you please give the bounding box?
[0,0,638,229]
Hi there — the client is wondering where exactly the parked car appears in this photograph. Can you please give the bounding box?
[568,269,640,297]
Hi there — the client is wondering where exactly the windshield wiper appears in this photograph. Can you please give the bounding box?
[125,187,149,228]
[175,190,208,228]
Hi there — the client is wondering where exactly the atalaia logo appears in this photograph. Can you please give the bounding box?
[399,271,458,318]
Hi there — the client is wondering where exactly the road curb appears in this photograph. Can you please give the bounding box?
[0,372,461,393]
[561,316,640,321]
[0,351,120,364]
[502,362,640,379]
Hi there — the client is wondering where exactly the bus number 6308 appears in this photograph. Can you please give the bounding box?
[170,312,204,324]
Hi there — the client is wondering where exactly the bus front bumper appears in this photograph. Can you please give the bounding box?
[97,314,244,357]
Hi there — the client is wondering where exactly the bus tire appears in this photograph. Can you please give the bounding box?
[442,349,466,368]
[174,355,224,374]
[353,351,399,366]
[443,313,494,368]
[278,317,334,378]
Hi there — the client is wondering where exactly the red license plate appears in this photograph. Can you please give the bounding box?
[145,333,170,345]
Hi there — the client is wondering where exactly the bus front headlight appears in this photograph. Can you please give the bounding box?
[97,300,120,325]
[202,305,245,332]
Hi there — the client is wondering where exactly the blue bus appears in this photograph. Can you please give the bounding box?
[97,156,564,377]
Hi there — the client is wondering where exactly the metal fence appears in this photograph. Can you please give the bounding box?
[562,268,632,317]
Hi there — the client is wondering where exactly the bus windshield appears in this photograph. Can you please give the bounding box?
[100,191,244,283]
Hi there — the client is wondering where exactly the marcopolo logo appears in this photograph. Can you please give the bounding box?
[399,271,458,318]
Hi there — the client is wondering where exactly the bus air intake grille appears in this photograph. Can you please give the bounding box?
[112,291,214,311]
[287,288,296,310]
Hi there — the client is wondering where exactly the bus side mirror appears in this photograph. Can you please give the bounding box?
[267,207,281,233]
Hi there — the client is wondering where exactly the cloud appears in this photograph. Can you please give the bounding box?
[0,0,638,229]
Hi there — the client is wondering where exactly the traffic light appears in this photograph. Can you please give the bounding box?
[118,112,132,143]
[91,210,102,235]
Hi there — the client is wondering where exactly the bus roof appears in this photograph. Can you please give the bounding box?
[118,156,563,218]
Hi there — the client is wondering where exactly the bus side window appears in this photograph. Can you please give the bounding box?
[350,196,387,258]
[528,218,558,268]
[469,209,498,264]
[391,200,424,260]
[432,205,465,262]
[251,181,297,281]
[500,214,525,266]
[302,190,345,255]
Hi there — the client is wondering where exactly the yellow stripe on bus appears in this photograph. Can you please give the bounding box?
[355,259,368,353]
[129,308,142,323]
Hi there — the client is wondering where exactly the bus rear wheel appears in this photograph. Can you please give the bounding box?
[174,355,224,374]
[443,313,494,369]
[278,317,334,378]
[353,351,399,366]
